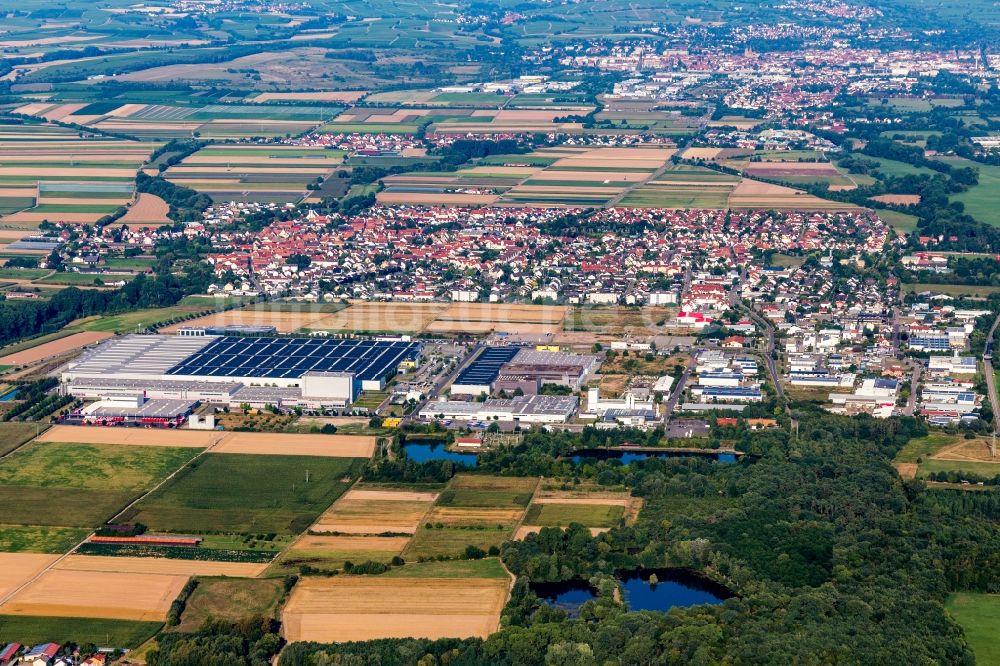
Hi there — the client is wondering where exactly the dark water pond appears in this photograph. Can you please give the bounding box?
[570,448,736,464]
[530,580,598,617]
[619,568,731,611]
[402,441,478,467]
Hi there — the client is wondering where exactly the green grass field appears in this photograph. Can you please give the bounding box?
[171,578,285,632]
[0,524,88,553]
[0,268,50,280]
[878,209,920,233]
[0,616,162,649]
[903,283,1000,297]
[947,593,1000,665]
[523,503,624,528]
[0,423,45,457]
[915,459,1000,479]
[893,432,957,464]
[403,525,512,559]
[944,158,1000,227]
[0,442,197,527]
[121,454,364,535]
[38,272,128,286]
[0,442,196,491]
[437,475,536,509]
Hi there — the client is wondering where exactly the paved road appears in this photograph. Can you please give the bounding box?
[402,343,483,424]
[733,296,784,401]
[662,354,697,422]
[983,312,1000,431]
[903,362,921,417]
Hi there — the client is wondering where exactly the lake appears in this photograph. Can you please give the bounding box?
[620,569,731,612]
[401,440,478,467]
[0,388,19,402]
[570,448,736,464]
[530,580,598,617]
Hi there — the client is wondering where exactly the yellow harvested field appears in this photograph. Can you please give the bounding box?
[282,577,509,643]
[424,506,525,526]
[0,167,136,178]
[36,425,217,447]
[120,193,171,224]
[0,331,112,365]
[311,488,437,534]
[533,170,648,182]
[160,307,330,334]
[343,489,439,503]
[55,555,269,577]
[871,194,921,205]
[105,103,147,118]
[439,302,567,324]
[36,425,373,457]
[41,104,87,121]
[211,431,376,458]
[0,569,189,621]
[728,179,855,210]
[310,302,441,332]
[0,553,59,601]
[681,147,724,160]
[376,192,500,205]
[251,91,367,103]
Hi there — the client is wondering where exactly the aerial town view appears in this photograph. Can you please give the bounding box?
[2,0,1000,663]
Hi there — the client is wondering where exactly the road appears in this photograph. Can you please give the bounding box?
[662,354,697,422]
[733,295,784,401]
[903,362,921,417]
[401,343,483,424]
[983,312,1000,431]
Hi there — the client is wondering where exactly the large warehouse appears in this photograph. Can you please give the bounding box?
[62,334,422,407]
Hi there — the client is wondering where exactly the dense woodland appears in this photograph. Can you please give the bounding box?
[267,410,988,665]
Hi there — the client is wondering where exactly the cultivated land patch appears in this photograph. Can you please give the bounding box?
[282,576,509,643]
[309,302,441,333]
[0,553,60,600]
[270,534,410,575]
[36,425,216,447]
[0,525,89,554]
[119,193,170,225]
[0,441,199,527]
[162,304,339,334]
[54,555,269,578]
[403,475,537,559]
[0,615,161,649]
[311,487,438,534]
[0,331,112,366]
[120,453,364,535]
[211,432,376,458]
[0,569,189,621]
[172,577,285,632]
[728,179,855,210]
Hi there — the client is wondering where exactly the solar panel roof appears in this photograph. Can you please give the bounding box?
[165,336,421,381]
[454,346,522,386]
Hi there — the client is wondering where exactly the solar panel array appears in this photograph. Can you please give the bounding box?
[165,337,421,381]
[454,346,522,387]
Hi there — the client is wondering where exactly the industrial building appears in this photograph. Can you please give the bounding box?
[419,394,578,424]
[451,346,599,396]
[61,334,421,408]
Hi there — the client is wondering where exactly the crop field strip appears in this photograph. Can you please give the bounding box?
[403,475,540,560]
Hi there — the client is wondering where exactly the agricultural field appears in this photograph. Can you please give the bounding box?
[379,146,675,207]
[323,107,584,136]
[892,432,1000,480]
[593,106,703,134]
[0,331,112,367]
[565,305,675,337]
[269,534,410,575]
[903,283,1000,297]
[164,144,345,204]
[727,179,856,210]
[946,593,1000,665]
[0,422,47,457]
[618,164,740,208]
[0,441,199,527]
[0,124,152,226]
[119,454,365,535]
[310,487,440,534]
[171,577,286,632]
[0,525,89,554]
[0,568,189,621]
[15,100,338,140]
[0,615,162,649]
[938,157,1000,226]
[282,569,510,643]
[403,475,537,560]
[724,152,868,190]
[160,302,347,334]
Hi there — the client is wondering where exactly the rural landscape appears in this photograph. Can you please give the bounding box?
[3,0,1000,665]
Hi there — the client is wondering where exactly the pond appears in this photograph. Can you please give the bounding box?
[401,441,478,467]
[570,448,736,465]
[0,388,19,402]
[530,580,598,617]
[619,569,731,612]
